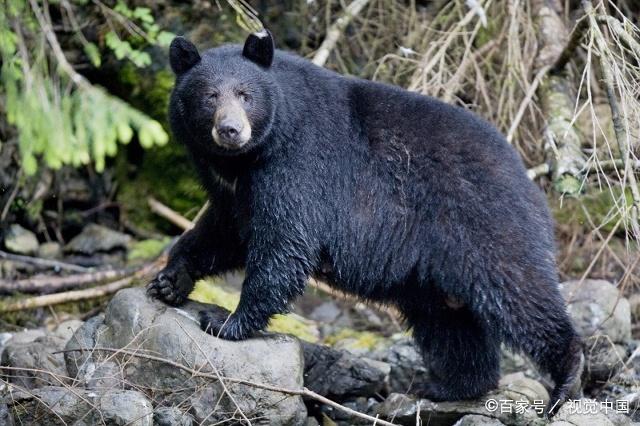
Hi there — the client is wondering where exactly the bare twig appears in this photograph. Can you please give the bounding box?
[0,267,134,295]
[28,0,91,89]
[60,346,398,426]
[0,250,90,273]
[148,197,195,231]
[0,257,165,312]
[312,0,371,67]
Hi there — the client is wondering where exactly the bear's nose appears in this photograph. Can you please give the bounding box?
[217,120,242,140]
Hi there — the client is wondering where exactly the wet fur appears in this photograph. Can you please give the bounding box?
[149,39,582,413]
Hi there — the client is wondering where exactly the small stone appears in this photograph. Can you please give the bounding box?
[584,340,627,386]
[99,390,154,426]
[3,224,39,255]
[4,387,153,426]
[1,320,83,389]
[561,280,631,343]
[309,301,342,323]
[372,336,430,393]
[302,341,389,400]
[454,414,506,425]
[154,407,194,426]
[65,223,131,254]
[37,242,61,259]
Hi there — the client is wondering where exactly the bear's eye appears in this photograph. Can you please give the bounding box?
[238,91,251,103]
[208,92,219,102]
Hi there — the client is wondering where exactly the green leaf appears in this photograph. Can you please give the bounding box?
[83,42,101,67]
[156,31,175,47]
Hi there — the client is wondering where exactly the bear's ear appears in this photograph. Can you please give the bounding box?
[242,29,274,68]
[169,36,201,75]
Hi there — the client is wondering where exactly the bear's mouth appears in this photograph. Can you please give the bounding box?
[211,105,252,149]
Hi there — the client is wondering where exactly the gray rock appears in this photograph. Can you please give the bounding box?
[99,390,154,425]
[550,398,632,426]
[4,386,153,426]
[64,224,131,254]
[375,374,549,426]
[0,332,13,359]
[372,336,430,393]
[64,287,307,425]
[0,402,13,426]
[304,417,321,426]
[584,340,627,385]
[561,280,631,343]
[37,242,62,259]
[1,320,83,389]
[4,224,39,255]
[454,415,506,425]
[302,341,389,400]
[154,406,194,426]
[309,301,342,323]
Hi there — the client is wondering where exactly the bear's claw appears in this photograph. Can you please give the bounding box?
[199,307,248,341]
[147,265,193,307]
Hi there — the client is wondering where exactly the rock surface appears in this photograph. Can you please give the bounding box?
[64,287,307,425]
[561,280,631,343]
[64,223,131,254]
[372,336,431,393]
[4,386,153,426]
[154,406,194,426]
[375,373,549,426]
[549,398,632,426]
[1,320,83,389]
[302,341,389,400]
[3,224,39,255]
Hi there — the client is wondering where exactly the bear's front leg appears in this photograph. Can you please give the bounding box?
[148,201,244,306]
[199,240,311,340]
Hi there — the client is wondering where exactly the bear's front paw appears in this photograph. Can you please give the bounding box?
[147,264,193,306]
[199,307,250,341]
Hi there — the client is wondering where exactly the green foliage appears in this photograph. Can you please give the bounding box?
[127,237,171,262]
[0,0,173,175]
[190,278,320,342]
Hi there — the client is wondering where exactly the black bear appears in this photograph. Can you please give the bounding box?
[148,30,582,413]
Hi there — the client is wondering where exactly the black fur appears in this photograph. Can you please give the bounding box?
[148,33,582,413]
[169,37,201,75]
[242,29,275,68]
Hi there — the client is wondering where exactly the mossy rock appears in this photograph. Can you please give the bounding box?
[552,186,634,233]
[189,278,320,342]
[323,328,387,354]
[127,237,171,263]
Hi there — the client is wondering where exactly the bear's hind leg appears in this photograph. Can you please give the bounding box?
[501,298,583,415]
[409,298,501,401]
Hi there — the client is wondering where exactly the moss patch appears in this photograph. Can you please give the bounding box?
[189,278,319,342]
[127,237,171,262]
[552,186,634,233]
[323,328,386,352]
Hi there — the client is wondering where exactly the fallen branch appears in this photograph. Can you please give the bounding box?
[532,0,586,195]
[0,257,165,313]
[527,159,640,180]
[60,346,398,426]
[147,197,195,230]
[0,267,134,295]
[311,0,371,67]
[0,250,90,273]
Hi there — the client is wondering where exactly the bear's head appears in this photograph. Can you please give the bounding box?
[168,30,277,155]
